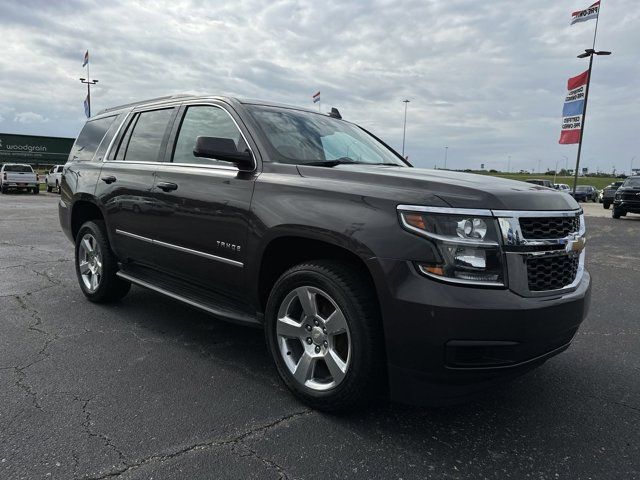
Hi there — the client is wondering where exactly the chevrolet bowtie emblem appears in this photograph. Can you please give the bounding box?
[566,236,586,254]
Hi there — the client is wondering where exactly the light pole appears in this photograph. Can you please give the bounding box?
[631,156,636,176]
[562,155,568,174]
[554,159,559,184]
[444,146,448,169]
[572,48,611,195]
[80,77,98,117]
[401,99,410,157]
[507,155,511,173]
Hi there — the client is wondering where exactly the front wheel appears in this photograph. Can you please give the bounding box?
[33,187,39,195]
[603,201,610,210]
[75,220,131,302]
[265,260,383,412]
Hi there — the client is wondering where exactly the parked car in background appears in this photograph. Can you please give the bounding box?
[580,185,598,202]
[525,179,554,188]
[570,185,594,202]
[45,165,64,193]
[612,176,640,219]
[59,94,590,411]
[554,183,571,193]
[602,181,623,209]
[0,163,39,194]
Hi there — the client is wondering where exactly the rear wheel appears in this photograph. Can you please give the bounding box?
[47,184,52,193]
[33,187,39,195]
[0,186,6,194]
[56,180,60,193]
[603,201,610,210]
[265,260,383,412]
[75,220,130,302]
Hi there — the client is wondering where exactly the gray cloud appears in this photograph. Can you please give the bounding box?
[0,0,638,173]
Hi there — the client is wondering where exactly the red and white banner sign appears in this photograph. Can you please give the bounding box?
[571,1,600,25]
[559,70,589,144]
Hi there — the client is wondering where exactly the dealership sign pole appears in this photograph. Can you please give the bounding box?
[79,50,98,118]
[559,1,610,194]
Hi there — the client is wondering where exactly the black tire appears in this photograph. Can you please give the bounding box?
[265,260,384,412]
[46,185,52,193]
[603,201,610,210]
[74,220,131,303]
[56,181,61,193]
[0,186,6,194]
[612,208,623,219]
[33,187,39,194]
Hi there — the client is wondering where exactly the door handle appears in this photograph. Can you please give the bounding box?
[156,181,178,192]
[101,176,117,184]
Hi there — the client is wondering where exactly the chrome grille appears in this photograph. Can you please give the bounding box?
[495,210,585,296]
[519,216,580,240]
[526,253,580,291]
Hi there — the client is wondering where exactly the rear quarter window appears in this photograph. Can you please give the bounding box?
[69,115,117,162]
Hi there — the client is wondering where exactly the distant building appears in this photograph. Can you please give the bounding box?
[0,133,74,167]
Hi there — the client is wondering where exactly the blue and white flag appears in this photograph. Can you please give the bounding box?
[312,91,320,104]
[83,95,90,118]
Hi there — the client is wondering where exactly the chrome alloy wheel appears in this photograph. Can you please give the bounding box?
[78,233,103,293]
[276,286,351,391]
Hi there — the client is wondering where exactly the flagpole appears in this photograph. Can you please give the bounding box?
[86,55,91,117]
[572,53,593,195]
[591,1,601,49]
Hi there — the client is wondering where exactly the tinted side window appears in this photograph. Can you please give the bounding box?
[172,106,244,165]
[122,109,174,162]
[69,116,117,162]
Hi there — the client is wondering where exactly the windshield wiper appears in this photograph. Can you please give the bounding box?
[304,158,359,167]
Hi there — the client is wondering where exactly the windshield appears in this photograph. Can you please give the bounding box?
[3,164,33,173]
[575,186,589,191]
[623,177,640,187]
[246,105,407,166]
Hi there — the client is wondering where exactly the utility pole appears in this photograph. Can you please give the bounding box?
[444,146,448,169]
[507,155,511,173]
[631,156,636,176]
[401,99,410,157]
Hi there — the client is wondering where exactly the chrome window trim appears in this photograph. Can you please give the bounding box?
[103,111,133,161]
[102,102,256,172]
[115,229,243,267]
[171,101,257,172]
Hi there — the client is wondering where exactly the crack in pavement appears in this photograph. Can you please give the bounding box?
[81,409,313,480]
[79,396,128,471]
[9,295,62,411]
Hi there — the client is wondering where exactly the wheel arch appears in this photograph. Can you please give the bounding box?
[70,196,106,241]
[256,233,379,317]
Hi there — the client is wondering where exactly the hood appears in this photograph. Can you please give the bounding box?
[297,164,580,211]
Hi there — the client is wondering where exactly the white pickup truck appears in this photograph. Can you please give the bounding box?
[0,163,40,194]
[45,165,64,193]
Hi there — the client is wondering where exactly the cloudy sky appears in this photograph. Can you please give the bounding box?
[1,0,638,173]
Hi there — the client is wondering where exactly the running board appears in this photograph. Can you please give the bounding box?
[116,270,260,327]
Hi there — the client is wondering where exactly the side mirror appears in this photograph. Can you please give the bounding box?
[193,136,254,171]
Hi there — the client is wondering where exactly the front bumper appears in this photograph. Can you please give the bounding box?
[613,199,640,213]
[368,258,591,406]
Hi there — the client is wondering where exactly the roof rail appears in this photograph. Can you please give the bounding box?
[96,94,197,115]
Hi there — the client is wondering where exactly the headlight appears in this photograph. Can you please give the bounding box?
[399,209,505,286]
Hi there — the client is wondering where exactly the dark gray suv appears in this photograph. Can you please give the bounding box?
[59,95,591,411]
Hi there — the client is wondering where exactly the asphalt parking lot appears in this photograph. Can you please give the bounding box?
[1,193,639,480]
